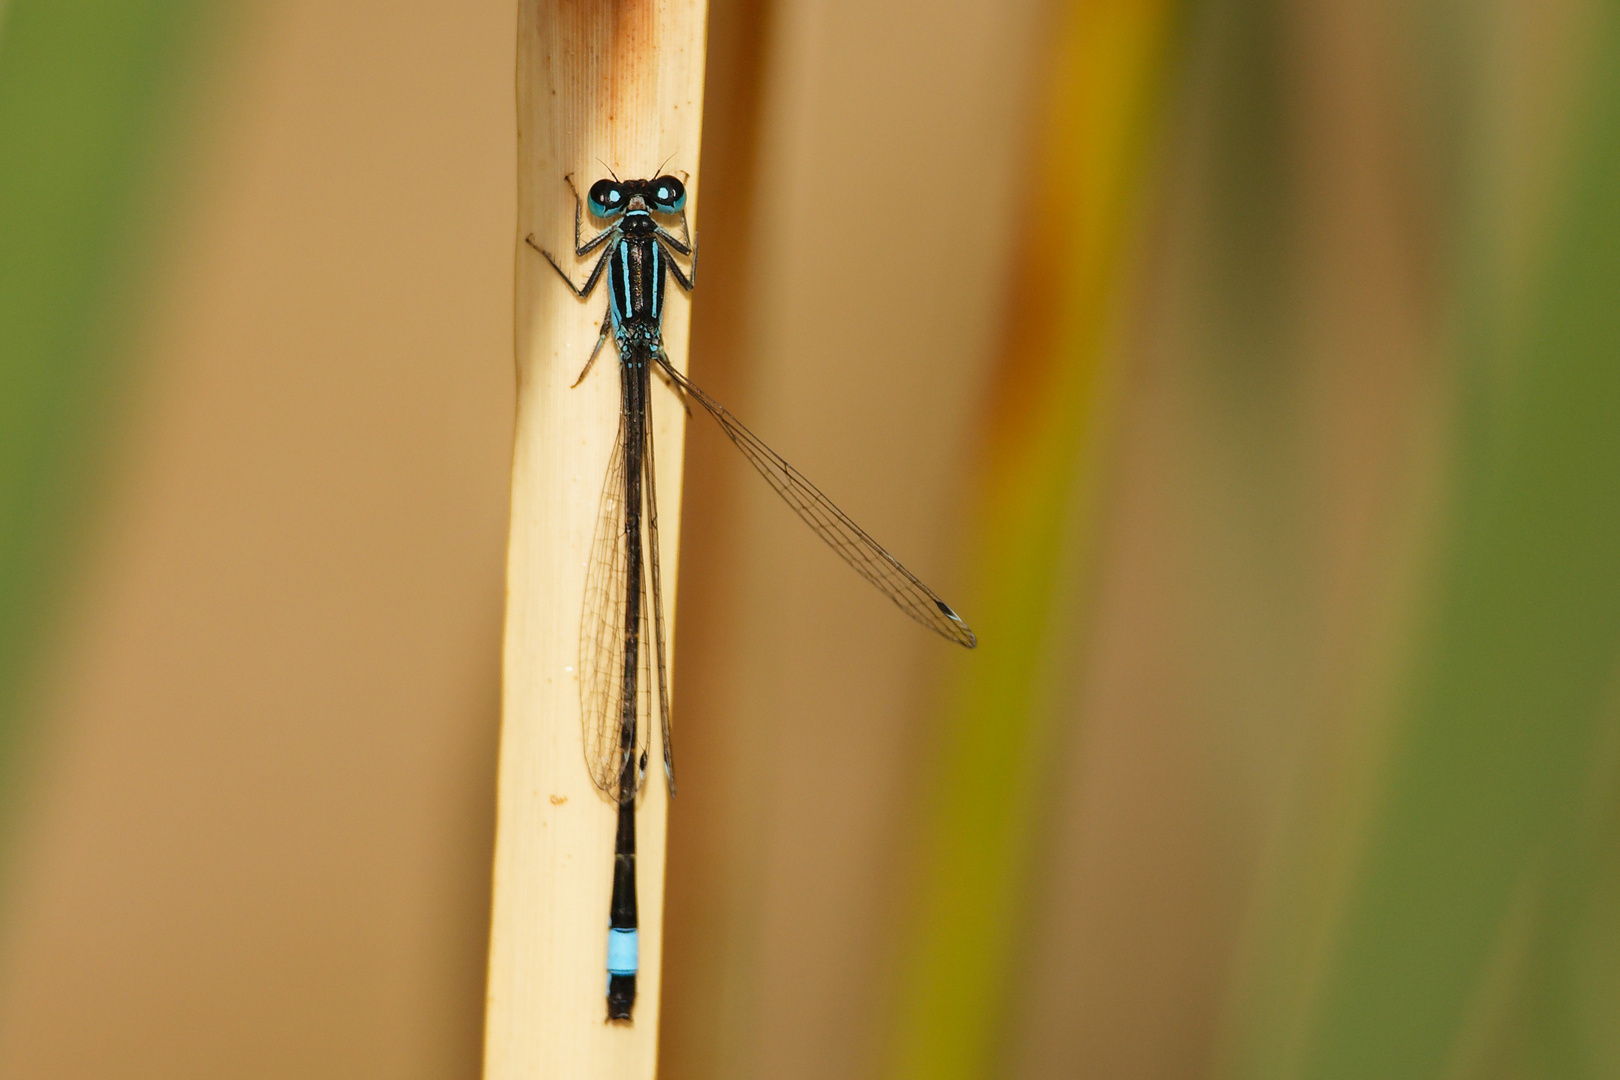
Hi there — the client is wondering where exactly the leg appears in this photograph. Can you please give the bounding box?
[564,174,616,257]
[527,233,613,299]
[572,310,614,387]
[657,239,695,292]
[653,207,693,255]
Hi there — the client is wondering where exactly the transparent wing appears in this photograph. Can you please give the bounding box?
[654,354,977,648]
[643,407,676,794]
[579,418,652,800]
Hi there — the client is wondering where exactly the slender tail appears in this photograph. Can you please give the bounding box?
[606,345,650,1021]
[606,793,638,1019]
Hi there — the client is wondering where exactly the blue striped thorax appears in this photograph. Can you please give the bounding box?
[607,213,668,332]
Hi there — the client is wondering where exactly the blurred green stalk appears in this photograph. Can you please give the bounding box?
[1295,9,1620,1077]
[886,2,1183,1077]
[0,0,214,884]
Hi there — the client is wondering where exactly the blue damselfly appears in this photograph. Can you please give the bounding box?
[529,172,976,1022]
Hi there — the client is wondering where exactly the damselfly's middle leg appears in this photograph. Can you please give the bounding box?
[526,233,613,299]
[652,210,696,288]
[658,239,695,292]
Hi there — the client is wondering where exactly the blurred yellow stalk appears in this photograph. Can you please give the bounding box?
[887,1,1182,1077]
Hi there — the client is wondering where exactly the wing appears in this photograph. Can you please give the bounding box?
[643,404,676,794]
[578,418,653,801]
[654,353,977,648]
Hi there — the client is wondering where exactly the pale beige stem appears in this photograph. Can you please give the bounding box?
[483,1,707,1076]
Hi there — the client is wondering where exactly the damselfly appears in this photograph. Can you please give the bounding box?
[529,172,976,1022]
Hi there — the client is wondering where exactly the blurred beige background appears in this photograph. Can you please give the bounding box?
[0,2,515,1075]
[6,0,1614,1076]
[10,0,1597,1075]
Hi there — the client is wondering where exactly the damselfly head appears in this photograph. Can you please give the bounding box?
[589,175,686,218]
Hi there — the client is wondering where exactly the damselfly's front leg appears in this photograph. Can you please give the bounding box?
[562,175,619,256]
[526,176,621,295]
[653,204,694,263]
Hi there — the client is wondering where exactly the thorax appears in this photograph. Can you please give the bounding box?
[608,215,667,333]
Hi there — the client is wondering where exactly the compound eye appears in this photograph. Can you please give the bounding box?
[587,179,626,217]
[649,175,686,213]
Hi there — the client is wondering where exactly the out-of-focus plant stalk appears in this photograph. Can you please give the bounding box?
[0,0,217,886]
[886,2,1182,1078]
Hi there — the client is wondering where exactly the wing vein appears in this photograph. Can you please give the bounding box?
[578,417,652,798]
[654,353,976,648]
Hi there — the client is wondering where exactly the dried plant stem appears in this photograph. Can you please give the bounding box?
[483,1,707,1076]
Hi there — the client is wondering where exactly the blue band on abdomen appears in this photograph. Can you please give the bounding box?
[607,928,639,976]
